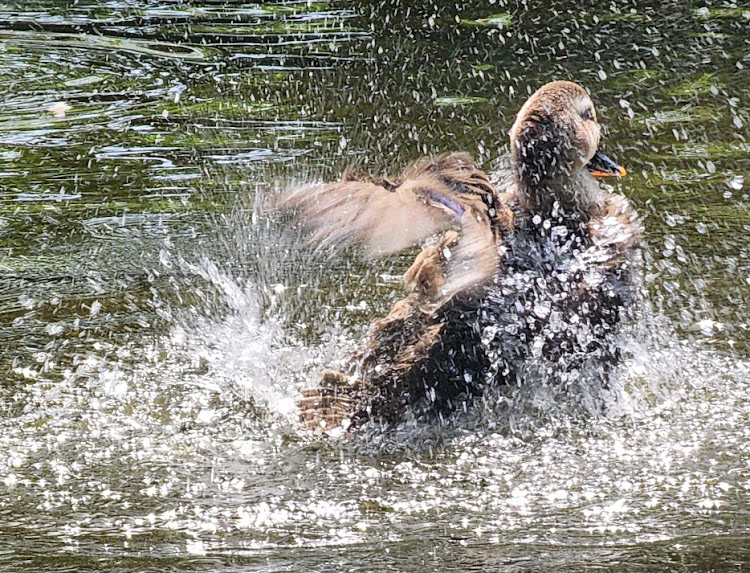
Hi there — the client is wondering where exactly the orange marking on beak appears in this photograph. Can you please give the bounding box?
[591,166,627,178]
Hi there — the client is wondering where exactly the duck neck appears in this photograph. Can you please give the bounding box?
[517,170,595,229]
[512,126,596,224]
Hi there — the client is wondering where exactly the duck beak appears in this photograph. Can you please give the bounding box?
[586,151,627,177]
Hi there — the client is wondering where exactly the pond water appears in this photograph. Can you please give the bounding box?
[1,0,749,570]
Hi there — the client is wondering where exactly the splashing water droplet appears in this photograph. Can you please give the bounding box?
[728,176,744,191]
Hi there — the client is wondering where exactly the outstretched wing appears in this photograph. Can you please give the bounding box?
[281,176,462,255]
[281,152,510,297]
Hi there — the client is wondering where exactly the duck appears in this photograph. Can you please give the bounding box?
[282,81,642,432]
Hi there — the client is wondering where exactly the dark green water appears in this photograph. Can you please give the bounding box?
[1,1,749,571]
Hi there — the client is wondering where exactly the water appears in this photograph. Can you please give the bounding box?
[1,0,749,570]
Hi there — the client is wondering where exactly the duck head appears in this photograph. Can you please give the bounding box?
[509,80,625,217]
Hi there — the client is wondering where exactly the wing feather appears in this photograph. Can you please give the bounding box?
[280,152,509,294]
[441,208,499,298]
[281,177,461,255]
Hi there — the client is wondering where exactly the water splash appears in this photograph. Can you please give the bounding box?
[164,255,305,419]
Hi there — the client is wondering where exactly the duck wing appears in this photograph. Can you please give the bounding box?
[440,199,500,298]
[587,193,643,266]
[281,175,464,255]
[282,153,509,297]
[281,153,513,298]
